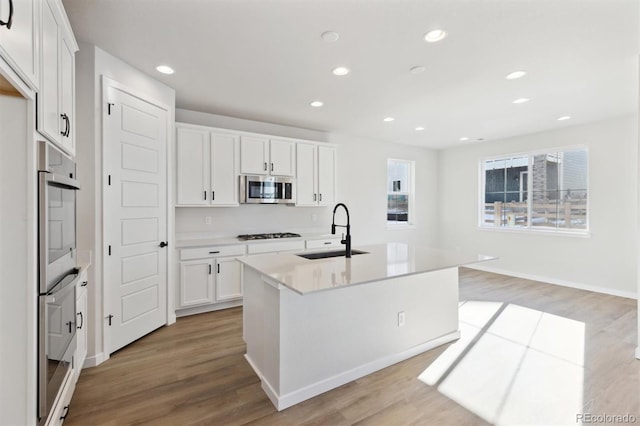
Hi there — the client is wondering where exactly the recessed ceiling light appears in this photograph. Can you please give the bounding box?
[459,137,469,141]
[557,116,571,121]
[383,117,395,122]
[310,101,324,107]
[155,65,174,75]
[415,126,425,131]
[506,70,526,80]
[410,66,426,75]
[424,29,447,43]
[332,66,350,76]
[321,31,340,43]
[513,98,530,104]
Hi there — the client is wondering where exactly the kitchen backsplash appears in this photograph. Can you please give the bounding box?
[175,205,332,238]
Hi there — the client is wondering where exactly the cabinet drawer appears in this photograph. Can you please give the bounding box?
[306,238,342,250]
[180,244,245,261]
[46,371,76,426]
[247,240,305,254]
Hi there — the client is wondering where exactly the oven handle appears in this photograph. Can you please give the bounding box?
[44,172,80,190]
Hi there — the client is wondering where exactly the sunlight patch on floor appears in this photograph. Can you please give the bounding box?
[418,301,585,425]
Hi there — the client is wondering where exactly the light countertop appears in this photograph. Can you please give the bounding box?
[238,243,496,295]
[175,232,339,249]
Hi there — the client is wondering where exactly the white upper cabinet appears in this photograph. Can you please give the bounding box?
[0,0,39,90]
[317,145,336,206]
[38,0,77,156]
[240,136,295,177]
[295,142,318,206]
[269,138,295,176]
[296,143,336,206]
[210,132,240,206]
[176,126,209,205]
[176,124,239,207]
[240,135,268,175]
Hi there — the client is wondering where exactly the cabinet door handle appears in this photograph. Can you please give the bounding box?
[209,251,220,254]
[60,405,70,421]
[271,163,274,172]
[67,321,73,333]
[263,162,267,171]
[212,191,215,201]
[204,190,207,200]
[159,241,169,248]
[81,281,88,287]
[77,311,84,329]
[324,241,331,245]
[0,0,13,30]
[319,193,322,202]
[217,264,220,274]
[60,114,69,137]
[313,193,317,202]
[209,264,212,275]
[65,115,71,137]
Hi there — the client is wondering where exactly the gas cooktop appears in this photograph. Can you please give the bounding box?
[237,232,302,241]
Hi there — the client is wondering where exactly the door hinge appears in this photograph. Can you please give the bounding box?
[107,102,114,115]
[108,245,112,256]
[107,314,113,326]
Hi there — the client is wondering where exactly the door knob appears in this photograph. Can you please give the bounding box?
[159,241,168,248]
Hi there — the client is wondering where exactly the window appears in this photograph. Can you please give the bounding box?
[481,147,588,232]
[387,159,414,225]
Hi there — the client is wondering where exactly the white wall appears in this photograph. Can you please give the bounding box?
[438,116,638,297]
[0,93,36,426]
[175,109,440,247]
[76,44,175,366]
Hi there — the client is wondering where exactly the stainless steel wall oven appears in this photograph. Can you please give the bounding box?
[37,141,80,425]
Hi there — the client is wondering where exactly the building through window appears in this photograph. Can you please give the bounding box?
[481,148,588,232]
[387,159,414,225]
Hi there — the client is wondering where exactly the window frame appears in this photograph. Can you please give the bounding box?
[387,158,416,228]
[478,145,590,235]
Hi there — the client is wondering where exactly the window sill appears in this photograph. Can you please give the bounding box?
[478,226,591,238]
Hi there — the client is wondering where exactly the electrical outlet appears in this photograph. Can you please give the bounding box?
[398,311,405,327]
[204,216,212,225]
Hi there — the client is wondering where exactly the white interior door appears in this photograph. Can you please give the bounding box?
[104,82,168,354]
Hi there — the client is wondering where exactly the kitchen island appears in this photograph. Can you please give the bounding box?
[239,243,494,410]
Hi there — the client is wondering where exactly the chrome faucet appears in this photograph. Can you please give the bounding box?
[331,203,351,258]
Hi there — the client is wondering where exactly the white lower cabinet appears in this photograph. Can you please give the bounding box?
[74,271,88,380]
[215,256,242,301]
[306,238,342,250]
[178,245,245,310]
[179,259,215,307]
[46,373,75,426]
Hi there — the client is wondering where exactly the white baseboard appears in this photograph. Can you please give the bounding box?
[83,352,107,368]
[245,331,460,411]
[175,299,243,318]
[467,264,637,300]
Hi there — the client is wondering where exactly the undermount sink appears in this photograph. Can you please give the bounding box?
[297,250,369,260]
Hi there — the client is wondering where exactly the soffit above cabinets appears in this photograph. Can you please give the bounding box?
[62,0,638,149]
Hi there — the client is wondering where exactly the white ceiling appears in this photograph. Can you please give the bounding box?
[62,0,638,149]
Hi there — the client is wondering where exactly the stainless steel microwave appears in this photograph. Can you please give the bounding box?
[240,175,296,204]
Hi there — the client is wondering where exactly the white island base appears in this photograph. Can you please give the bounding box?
[242,265,461,411]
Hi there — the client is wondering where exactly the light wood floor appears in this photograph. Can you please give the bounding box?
[65,269,639,425]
